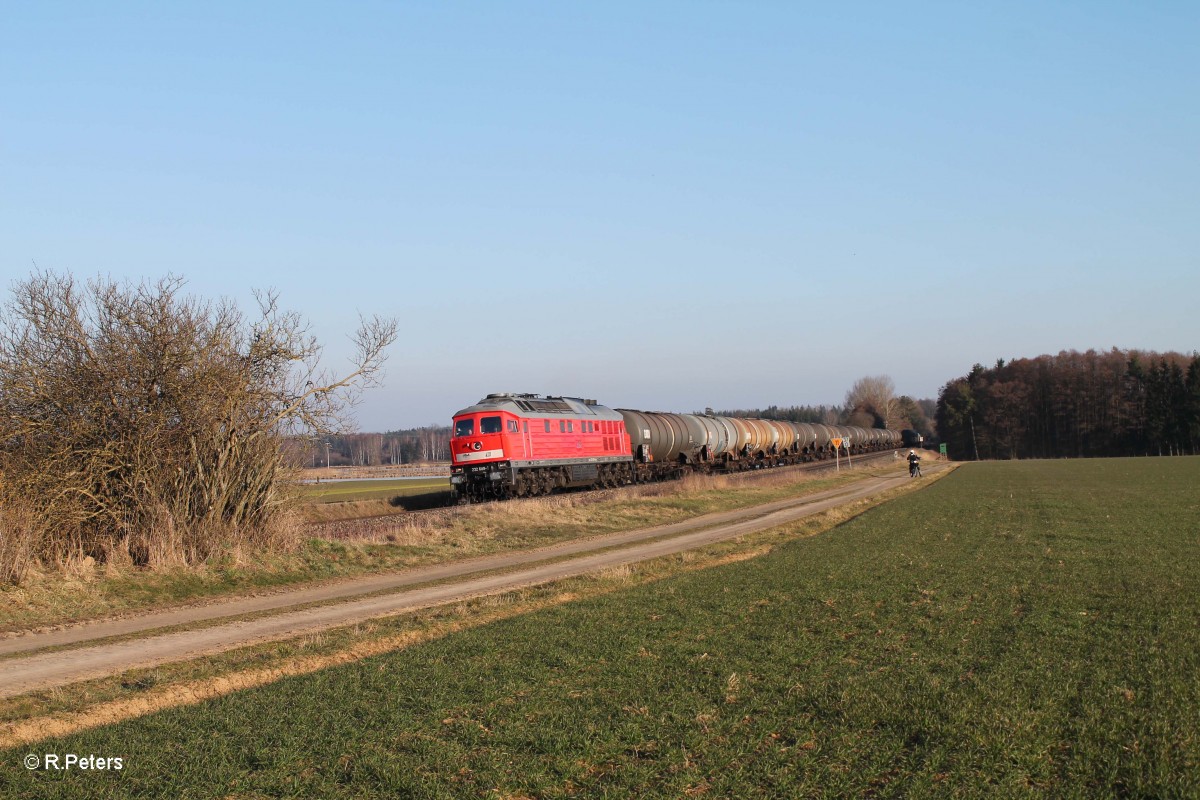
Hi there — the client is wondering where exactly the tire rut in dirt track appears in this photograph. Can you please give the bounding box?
[0,468,938,699]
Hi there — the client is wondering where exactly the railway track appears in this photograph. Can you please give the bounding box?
[309,448,906,538]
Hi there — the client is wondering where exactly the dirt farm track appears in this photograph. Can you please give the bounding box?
[0,464,943,700]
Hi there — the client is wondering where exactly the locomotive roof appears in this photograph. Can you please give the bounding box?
[452,392,623,419]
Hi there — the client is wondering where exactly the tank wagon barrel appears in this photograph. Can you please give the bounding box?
[744,419,773,457]
[690,414,733,462]
[766,420,796,455]
[811,423,834,451]
[794,422,818,454]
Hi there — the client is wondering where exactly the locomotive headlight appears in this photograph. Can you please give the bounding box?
[472,442,482,451]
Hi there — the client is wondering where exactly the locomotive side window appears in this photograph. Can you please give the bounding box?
[454,419,474,437]
[545,420,551,432]
[567,421,574,432]
[480,416,502,434]
[507,420,519,433]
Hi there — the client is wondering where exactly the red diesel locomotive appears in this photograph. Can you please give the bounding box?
[450,393,633,501]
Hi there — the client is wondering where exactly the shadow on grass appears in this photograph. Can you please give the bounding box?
[389,491,452,511]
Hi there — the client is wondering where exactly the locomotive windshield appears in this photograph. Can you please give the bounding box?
[480,416,503,434]
[454,419,474,438]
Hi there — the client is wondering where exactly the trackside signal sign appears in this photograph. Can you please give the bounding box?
[831,437,843,449]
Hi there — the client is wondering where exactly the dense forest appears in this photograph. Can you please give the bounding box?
[936,349,1200,460]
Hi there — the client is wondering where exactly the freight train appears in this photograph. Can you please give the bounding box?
[449,393,902,503]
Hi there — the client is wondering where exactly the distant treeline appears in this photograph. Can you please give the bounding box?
[287,426,451,467]
[712,400,937,440]
[936,349,1200,460]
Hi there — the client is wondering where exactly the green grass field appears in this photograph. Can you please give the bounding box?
[6,458,1199,798]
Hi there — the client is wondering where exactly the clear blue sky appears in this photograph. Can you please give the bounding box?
[3,2,1197,430]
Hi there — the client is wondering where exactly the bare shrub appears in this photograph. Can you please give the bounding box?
[0,271,396,576]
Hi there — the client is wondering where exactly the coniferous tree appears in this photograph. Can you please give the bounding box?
[935,349,1196,460]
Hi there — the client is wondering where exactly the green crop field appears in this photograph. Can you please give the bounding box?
[7,458,1199,798]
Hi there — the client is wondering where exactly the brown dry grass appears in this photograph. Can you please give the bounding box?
[0,493,43,585]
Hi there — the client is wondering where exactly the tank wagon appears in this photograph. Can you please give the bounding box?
[450,393,903,502]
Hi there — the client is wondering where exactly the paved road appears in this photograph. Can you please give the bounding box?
[0,466,938,699]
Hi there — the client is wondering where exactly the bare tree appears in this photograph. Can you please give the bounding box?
[844,375,899,429]
[0,271,397,577]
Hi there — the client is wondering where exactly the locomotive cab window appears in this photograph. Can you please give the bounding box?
[507,420,519,433]
[454,419,474,438]
[480,416,503,434]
